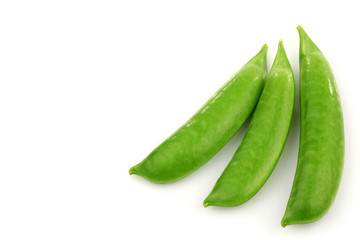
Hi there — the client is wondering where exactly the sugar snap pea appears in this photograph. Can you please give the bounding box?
[129,45,268,183]
[203,40,294,207]
[281,26,344,227]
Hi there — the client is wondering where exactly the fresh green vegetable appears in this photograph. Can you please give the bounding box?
[129,45,268,183]
[203,40,294,207]
[281,26,344,227]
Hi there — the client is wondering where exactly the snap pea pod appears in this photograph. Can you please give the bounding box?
[281,26,344,227]
[203,41,294,207]
[129,45,268,183]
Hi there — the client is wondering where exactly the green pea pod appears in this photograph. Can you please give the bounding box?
[203,40,295,207]
[281,26,344,227]
[129,45,268,183]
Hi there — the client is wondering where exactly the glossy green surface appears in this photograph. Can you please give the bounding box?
[203,41,294,207]
[129,45,268,183]
[281,26,344,227]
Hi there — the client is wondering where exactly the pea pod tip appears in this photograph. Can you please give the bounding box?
[129,167,136,175]
[261,43,268,51]
[278,39,283,45]
[296,25,304,31]
[277,39,285,52]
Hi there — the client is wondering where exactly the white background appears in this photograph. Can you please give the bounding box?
[0,0,359,239]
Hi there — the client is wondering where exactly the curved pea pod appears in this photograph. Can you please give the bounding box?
[281,26,345,227]
[203,41,294,207]
[129,45,268,183]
